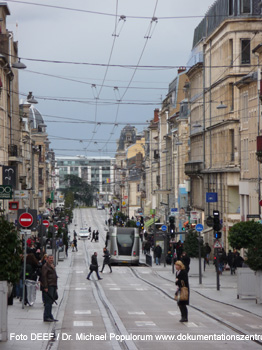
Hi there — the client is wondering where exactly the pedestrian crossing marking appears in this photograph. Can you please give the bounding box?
[168,311,180,316]
[136,288,148,291]
[76,271,84,273]
[74,321,93,327]
[135,321,156,327]
[247,324,262,329]
[228,312,243,317]
[74,310,91,315]
[184,322,199,327]
[109,288,121,290]
[75,287,87,290]
[128,311,145,315]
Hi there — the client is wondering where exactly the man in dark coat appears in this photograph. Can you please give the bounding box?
[154,244,162,265]
[41,255,58,322]
[175,260,189,322]
[91,230,96,242]
[87,252,102,280]
[100,247,112,273]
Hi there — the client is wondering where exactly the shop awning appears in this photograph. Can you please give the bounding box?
[145,216,159,228]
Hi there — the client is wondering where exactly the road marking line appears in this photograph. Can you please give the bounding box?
[75,287,87,290]
[128,311,145,315]
[109,288,121,290]
[135,321,156,327]
[74,310,91,315]
[74,321,93,327]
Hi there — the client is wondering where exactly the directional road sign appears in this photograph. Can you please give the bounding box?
[19,212,33,228]
[161,225,167,232]
[136,221,141,227]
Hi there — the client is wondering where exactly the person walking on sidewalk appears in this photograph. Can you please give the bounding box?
[87,252,102,280]
[73,237,78,252]
[100,247,112,273]
[175,260,189,323]
[154,244,162,265]
[41,255,58,322]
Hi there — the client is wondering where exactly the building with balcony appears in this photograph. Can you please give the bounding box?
[185,0,262,249]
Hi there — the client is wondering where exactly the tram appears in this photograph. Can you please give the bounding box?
[107,227,140,265]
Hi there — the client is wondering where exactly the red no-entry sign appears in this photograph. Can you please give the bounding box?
[43,220,50,228]
[54,224,58,231]
[19,212,33,228]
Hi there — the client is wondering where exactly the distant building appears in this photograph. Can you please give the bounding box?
[55,156,115,203]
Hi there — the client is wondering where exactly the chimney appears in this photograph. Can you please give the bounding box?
[178,66,186,74]
[153,108,159,123]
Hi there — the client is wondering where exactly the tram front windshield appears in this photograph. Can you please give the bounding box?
[117,228,134,255]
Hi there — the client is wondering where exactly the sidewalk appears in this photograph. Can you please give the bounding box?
[1,250,73,349]
[147,255,262,318]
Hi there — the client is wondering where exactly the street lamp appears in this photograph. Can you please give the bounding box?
[12,58,27,69]
[27,92,38,104]
[216,101,227,109]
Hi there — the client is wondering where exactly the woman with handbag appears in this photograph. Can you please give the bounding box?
[175,260,189,322]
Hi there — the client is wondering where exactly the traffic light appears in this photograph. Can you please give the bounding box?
[140,216,144,230]
[169,216,175,224]
[169,216,175,233]
[213,210,221,232]
[214,232,222,239]
[116,205,120,211]
[182,221,189,231]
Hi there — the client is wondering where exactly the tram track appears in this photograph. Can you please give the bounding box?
[129,267,262,347]
[82,238,138,350]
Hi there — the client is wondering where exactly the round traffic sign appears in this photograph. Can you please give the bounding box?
[161,225,167,232]
[43,220,50,228]
[19,212,33,228]
[136,221,141,227]
[54,224,59,231]
[195,223,204,232]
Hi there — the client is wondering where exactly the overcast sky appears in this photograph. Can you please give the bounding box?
[6,0,213,157]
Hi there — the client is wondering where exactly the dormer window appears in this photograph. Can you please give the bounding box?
[240,0,251,14]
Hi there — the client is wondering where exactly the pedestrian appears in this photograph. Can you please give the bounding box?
[87,252,102,280]
[181,251,190,273]
[95,230,99,242]
[175,260,189,323]
[39,254,48,303]
[100,247,112,273]
[41,255,58,322]
[73,237,78,252]
[218,248,227,274]
[227,249,235,274]
[144,240,151,255]
[91,230,96,242]
[25,253,40,306]
[204,243,211,265]
[154,244,162,265]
